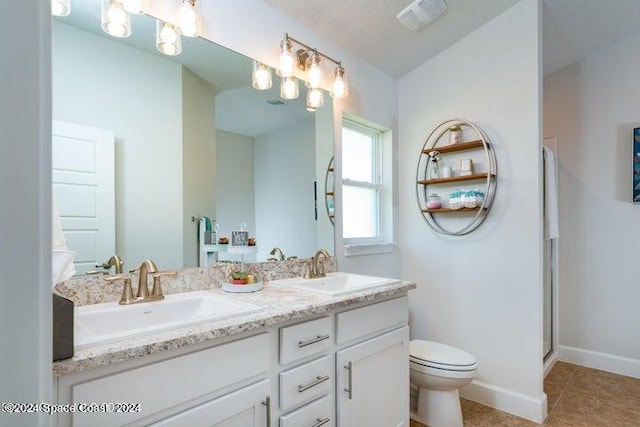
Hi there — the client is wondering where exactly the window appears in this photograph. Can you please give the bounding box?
[341,117,393,253]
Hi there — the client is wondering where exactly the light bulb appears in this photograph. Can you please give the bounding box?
[156,21,182,56]
[51,0,70,17]
[306,88,324,111]
[280,76,299,100]
[121,0,146,14]
[331,66,348,99]
[178,0,200,37]
[101,0,131,38]
[306,52,323,89]
[278,39,294,77]
[252,61,273,91]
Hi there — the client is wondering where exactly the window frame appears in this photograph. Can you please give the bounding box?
[341,118,384,245]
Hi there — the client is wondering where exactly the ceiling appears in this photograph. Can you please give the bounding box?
[259,0,640,77]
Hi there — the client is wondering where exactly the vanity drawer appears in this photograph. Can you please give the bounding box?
[279,354,333,412]
[280,394,333,427]
[280,316,332,365]
[336,296,408,344]
[71,333,269,427]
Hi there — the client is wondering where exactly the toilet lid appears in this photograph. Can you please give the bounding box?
[410,340,477,369]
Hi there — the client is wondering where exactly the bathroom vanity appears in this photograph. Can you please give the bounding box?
[52,269,414,427]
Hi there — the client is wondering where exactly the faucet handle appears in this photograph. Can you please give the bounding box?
[302,258,313,279]
[104,275,134,305]
[150,270,177,300]
[86,269,109,275]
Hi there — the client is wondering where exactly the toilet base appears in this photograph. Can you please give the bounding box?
[414,387,463,427]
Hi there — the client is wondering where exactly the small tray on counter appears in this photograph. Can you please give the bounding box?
[222,282,263,293]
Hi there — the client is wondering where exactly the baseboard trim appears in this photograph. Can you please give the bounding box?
[543,351,558,378]
[461,380,547,424]
[558,345,640,379]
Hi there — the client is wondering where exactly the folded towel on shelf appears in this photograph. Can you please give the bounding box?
[543,146,559,240]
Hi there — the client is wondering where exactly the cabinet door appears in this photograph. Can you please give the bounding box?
[151,379,270,427]
[336,327,409,427]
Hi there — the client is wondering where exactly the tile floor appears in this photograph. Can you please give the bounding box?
[410,362,640,426]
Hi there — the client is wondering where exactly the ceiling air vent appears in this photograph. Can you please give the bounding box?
[397,0,447,32]
[266,99,285,105]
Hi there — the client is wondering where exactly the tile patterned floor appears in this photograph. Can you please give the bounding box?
[410,362,640,426]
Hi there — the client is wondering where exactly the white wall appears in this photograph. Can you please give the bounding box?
[182,69,217,268]
[0,2,51,426]
[544,31,640,378]
[52,22,184,270]
[399,0,545,422]
[216,129,256,261]
[255,119,318,260]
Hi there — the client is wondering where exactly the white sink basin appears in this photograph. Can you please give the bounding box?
[75,291,262,349]
[271,272,401,296]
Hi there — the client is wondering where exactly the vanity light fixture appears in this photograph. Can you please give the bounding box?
[280,76,299,100]
[156,20,182,56]
[121,0,147,14]
[306,87,324,111]
[277,36,295,77]
[275,33,349,105]
[252,61,273,91]
[305,50,323,89]
[331,64,348,99]
[177,0,201,37]
[101,0,131,38]
[51,0,71,17]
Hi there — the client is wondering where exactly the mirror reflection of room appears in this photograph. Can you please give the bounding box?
[51,2,334,275]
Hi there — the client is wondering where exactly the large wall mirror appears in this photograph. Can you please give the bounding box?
[52,3,335,274]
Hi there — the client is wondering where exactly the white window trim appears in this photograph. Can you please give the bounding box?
[341,116,394,254]
[343,242,396,257]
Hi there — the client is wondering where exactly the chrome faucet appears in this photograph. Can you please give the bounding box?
[304,249,331,279]
[268,247,286,261]
[106,260,176,305]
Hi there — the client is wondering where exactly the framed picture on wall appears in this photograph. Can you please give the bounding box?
[634,128,640,203]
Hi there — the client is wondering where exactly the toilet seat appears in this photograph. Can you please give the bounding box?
[410,340,477,372]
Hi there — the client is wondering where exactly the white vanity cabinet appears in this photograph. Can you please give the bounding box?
[151,379,270,427]
[276,296,409,427]
[336,327,409,427]
[335,297,410,427]
[55,333,272,427]
[54,293,411,427]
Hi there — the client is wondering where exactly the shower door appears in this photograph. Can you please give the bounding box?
[543,137,558,361]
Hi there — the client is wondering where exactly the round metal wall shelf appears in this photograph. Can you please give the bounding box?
[415,118,497,236]
[325,156,335,226]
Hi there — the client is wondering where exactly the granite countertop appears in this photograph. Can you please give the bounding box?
[53,280,416,377]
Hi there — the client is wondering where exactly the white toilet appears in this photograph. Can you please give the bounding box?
[409,340,477,427]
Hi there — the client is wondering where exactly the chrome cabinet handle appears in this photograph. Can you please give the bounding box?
[344,361,353,400]
[311,417,330,427]
[298,334,331,348]
[297,375,330,393]
[261,395,271,427]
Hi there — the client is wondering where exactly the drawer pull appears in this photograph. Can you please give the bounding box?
[298,334,331,348]
[344,362,353,400]
[311,417,331,427]
[297,375,330,393]
[261,395,271,427]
